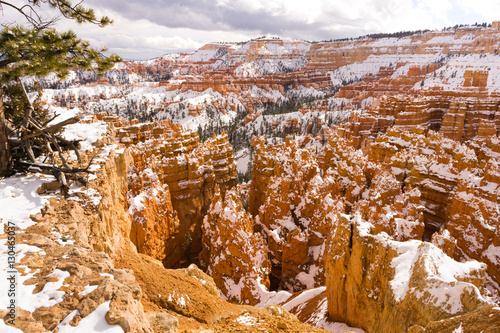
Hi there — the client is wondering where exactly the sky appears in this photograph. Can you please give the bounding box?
[2,0,500,60]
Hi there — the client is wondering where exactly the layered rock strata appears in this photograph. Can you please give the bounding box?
[365,128,500,289]
[115,119,237,267]
[0,116,326,333]
[325,214,489,332]
[200,185,271,305]
[201,128,499,330]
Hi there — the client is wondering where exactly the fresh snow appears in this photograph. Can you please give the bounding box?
[0,173,55,233]
[417,54,500,92]
[282,286,326,312]
[290,290,365,333]
[235,313,258,326]
[452,323,464,333]
[62,121,108,151]
[0,320,23,332]
[55,301,124,333]
[235,148,251,174]
[100,273,115,280]
[79,284,99,296]
[389,238,486,313]
[484,244,500,265]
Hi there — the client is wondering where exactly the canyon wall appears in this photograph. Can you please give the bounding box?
[325,214,489,332]
[111,116,238,267]
[200,127,500,330]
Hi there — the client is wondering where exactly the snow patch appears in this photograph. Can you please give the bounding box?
[55,301,124,333]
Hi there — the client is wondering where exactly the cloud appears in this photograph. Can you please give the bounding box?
[82,0,461,41]
[3,0,495,60]
[456,0,500,22]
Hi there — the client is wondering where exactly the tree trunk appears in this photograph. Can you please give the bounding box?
[0,87,12,176]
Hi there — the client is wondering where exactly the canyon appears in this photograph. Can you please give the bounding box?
[1,22,500,333]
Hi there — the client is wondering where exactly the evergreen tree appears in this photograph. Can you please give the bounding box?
[0,0,121,176]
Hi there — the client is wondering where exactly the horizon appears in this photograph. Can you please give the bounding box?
[128,21,496,62]
[2,0,499,60]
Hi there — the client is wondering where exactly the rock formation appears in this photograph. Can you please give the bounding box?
[38,23,500,137]
[0,115,326,333]
[5,21,500,333]
[325,214,489,332]
[248,136,342,292]
[113,118,237,267]
[200,185,271,305]
[200,127,499,329]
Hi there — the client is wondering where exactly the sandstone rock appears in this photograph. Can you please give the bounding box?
[128,166,180,262]
[408,304,500,333]
[146,312,178,333]
[118,121,237,267]
[249,137,340,291]
[115,250,241,325]
[200,185,271,305]
[179,264,220,298]
[325,214,489,332]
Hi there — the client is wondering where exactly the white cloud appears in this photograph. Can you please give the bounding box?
[2,0,496,60]
[456,0,500,21]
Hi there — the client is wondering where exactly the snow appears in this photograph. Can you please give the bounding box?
[62,121,108,151]
[452,323,463,333]
[395,218,420,239]
[80,284,99,296]
[231,39,310,76]
[282,287,326,312]
[256,290,292,307]
[0,241,46,311]
[484,244,500,264]
[389,239,486,314]
[127,192,147,214]
[0,171,78,315]
[166,290,190,308]
[47,107,81,126]
[0,173,55,233]
[52,229,75,246]
[0,320,23,332]
[178,295,187,307]
[13,267,70,312]
[295,291,365,333]
[99,273,115,280]
[235,148,251,174]
[235,313,258,326]
[69,185,102,206]
[55,301,124,333]
[426,33,475,46]
[295,265,321,289]
[417,54,500,92]
[329,53,443,87]
[184,47,225,62]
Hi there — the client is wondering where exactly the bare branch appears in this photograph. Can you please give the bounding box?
[15,159,96,174]
[21,116,78,141]
[0,1,40,26]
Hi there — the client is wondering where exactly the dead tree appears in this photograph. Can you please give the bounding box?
[5,80,96,195]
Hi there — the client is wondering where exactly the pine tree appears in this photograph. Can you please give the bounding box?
[0,0,121,176]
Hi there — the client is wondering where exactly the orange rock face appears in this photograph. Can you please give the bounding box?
[324,214,489,333]
[127,162,180,262]
[112,118,237,267]
[237,132,425,295]
[201,124,499,314]
[248,136,342,292]
[200,185,271,305]
[339,90,500,150]
[351,127,500,289]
